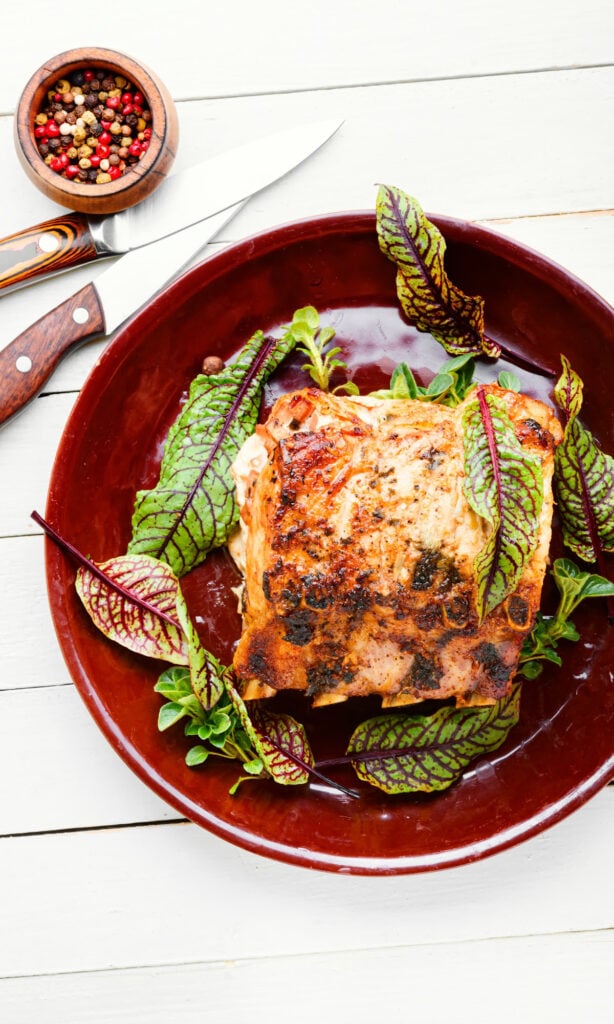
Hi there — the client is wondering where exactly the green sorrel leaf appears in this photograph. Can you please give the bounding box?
[346,686,521,794]
[376,184,498,358]
[175,591,226,710]
[250,707,316,785]
[463,387,544,620]
[553,357,614,563]
[75,553,188,664]
[226,681,314,786]
[128,320,300,577]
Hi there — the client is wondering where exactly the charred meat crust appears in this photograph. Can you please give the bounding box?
[231,386,562,708]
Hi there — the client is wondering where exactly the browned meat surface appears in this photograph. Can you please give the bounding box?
[229,385,562,708]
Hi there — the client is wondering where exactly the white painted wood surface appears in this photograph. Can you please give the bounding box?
[0,2,612,1020]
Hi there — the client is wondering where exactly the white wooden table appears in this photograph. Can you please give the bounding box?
[1,2,613,1020]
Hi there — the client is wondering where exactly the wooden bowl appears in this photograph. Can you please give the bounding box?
[14,46,179,214]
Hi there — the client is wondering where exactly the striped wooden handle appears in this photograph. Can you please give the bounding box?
[0,214,98,292]
[0,283,105,426]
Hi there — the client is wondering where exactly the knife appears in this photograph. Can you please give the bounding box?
[0,119,341,293]
[0,204,246,426]
[0,119,341,426]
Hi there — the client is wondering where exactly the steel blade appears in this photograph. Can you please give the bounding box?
[91,119,342,255]
[95,202,244,334]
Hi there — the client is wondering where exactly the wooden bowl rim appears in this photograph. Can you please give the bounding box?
[14,46,178,212]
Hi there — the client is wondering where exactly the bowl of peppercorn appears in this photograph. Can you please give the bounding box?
[14,46,179,214]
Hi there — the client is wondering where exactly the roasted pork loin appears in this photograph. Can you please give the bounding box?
[229,386,562,708]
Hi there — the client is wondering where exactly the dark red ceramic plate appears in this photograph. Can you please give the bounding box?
[45,212,614,874]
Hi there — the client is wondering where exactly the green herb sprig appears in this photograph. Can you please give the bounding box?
[155,665,266,793]
[519,558,614,678]
[290,305,359,395]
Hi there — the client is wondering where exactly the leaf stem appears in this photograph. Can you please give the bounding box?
[262,736,361,799]
[485,337,557,379]
[31,510,182,629]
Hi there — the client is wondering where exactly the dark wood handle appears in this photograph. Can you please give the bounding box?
[0,214,98,292]
[0,283,105,425]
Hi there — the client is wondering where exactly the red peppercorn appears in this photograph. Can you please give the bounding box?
[34,66,153,186]
[143,127,152,139]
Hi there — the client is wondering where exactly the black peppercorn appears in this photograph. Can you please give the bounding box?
[33,65,153,185]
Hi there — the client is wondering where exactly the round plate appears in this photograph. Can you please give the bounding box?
[45,212,614,874]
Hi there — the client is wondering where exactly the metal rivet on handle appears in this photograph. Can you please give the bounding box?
[15,356,32,373]
[73,307,89,324]
[38,234,60,254]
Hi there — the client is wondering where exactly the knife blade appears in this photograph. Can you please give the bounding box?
[0,118,342,294]
[0,204,245,427]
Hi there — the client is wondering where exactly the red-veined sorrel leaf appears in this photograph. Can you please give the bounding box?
[226,680,314,786]
[553,356,614,565]
[175,592,226,710]
[462,387,544,620]
[32,512,189,663]
[345,686,521,794]
[128,315,302,578]
[376,184,497,358]
[75,553,188,664]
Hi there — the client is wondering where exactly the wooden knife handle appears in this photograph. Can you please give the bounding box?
[0,283,105,426]
[0,214,98,292]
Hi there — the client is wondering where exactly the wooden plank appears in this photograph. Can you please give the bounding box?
[0,391,76,537]
[2,67,614,246]
[0,210,610,675]
[1,929,612,1023]
[0,793,612,977]
[0,685,180,832]
[480,211,614,307]
[2,210,608,401]
[0,535,68,690]
[0,66,612,405]
[0,0,612,111]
